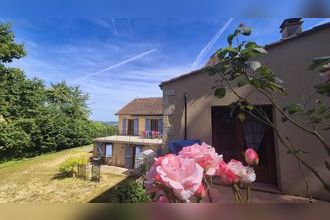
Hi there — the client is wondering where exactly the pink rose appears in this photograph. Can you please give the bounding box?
[225,159,256,184]
[156,154,204,202]
[244,148,259,166]
[240,166,256,184]
[216,160,240,185]
[178,142,223,176]
[144,154,175,194]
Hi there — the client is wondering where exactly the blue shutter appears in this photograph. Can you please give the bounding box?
[145,117,150,131]
[134,118,139,135]
[122,118,127,135]
[158,118,163,132]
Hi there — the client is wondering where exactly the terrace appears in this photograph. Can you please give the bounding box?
[93,130,163,146]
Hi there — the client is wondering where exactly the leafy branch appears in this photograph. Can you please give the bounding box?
[208,24,330,193]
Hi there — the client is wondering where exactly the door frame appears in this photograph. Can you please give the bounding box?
[124,144,137,169]
[211,105,278,186]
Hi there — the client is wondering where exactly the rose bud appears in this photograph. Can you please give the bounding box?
[244,148,259,166]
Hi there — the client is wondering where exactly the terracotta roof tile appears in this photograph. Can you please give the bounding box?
[116,97,163,115]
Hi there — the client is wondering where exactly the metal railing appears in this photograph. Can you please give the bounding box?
[117,129,163,139]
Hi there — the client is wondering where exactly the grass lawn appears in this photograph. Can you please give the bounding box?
[0,145,127,203]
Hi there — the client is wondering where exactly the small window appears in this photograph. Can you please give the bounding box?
[105,144,113,157]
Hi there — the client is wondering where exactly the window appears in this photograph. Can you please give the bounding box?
[105,144,113,157]
[150,119,159,131]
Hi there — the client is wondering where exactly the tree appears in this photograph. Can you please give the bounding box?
[0,23,26,63]
[207,24,330,197]
[0,22,104,161]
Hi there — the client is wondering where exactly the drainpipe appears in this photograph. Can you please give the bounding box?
[184,92,187,140]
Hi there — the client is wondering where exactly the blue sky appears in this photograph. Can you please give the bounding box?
[3,18,330,121]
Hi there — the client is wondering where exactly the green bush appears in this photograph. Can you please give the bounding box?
[116,179,150,203]
[0,23,120,162]
[58,154,89,177]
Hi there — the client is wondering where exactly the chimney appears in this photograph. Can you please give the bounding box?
[280,18,303,39]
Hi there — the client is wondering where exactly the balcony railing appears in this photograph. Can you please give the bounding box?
[93,130,163,145]
[117,129,163,139]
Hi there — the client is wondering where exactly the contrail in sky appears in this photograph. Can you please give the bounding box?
[191,18,234,70]
[111,18,118,35]
[313,18,330,27]
[74,48,157,83]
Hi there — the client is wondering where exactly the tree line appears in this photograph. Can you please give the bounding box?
[0,23,115,161]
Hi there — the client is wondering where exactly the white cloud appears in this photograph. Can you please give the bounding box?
[191,18,234,70]
[73,48,158,84]
[78,64,189,121]
[9,36,188,121]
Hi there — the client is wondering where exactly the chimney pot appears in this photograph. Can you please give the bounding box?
[280,18,303,39]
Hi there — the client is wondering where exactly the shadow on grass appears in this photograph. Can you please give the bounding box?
[51,172,74,180]
[88,176,132,203]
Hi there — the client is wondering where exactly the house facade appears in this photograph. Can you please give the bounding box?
[160,19,330,200]
[93,97,164,169]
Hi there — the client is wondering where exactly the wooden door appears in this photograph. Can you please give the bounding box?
[127,119,135,135]
[125,145,133,169]
[211,106,277,185]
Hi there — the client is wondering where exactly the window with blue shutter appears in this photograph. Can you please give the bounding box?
[134,118,139,135]
[122,118,127,135]
[158,117,163,132]
[145,117,150,131]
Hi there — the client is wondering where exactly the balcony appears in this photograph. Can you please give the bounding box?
[93,130,163,145]
[118,129,162,139]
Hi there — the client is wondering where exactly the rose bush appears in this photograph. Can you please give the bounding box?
[144,143,259,203]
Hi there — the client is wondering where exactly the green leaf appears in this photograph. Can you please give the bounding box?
[284,104,303,115]
[254,47,268,54]
[314,81,330,96]
[246,61,262,71]
[267,82,286,94]
[227,29,240,46]
[237,79,250,87]
[227,34,235,46]
[308,56,330,70]
[216,49,228,59]
[224,47,238,53]
[245,42,258,49]
[205,66,218,76]
[238,26,252,36]
[214,87,226,98]
[251,78,262,88]
[319,64,330,73]
[246,105,254,111]
[237,113,246,121]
